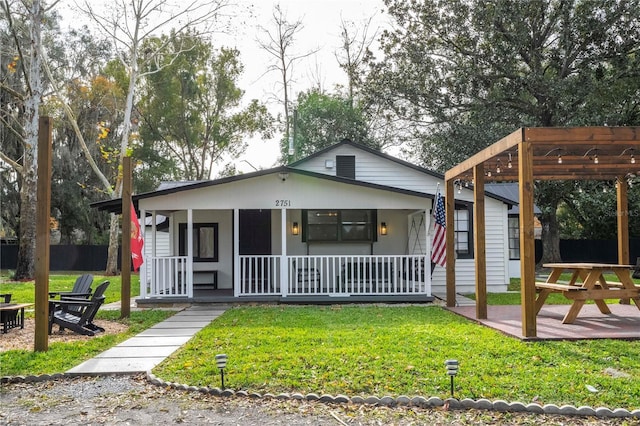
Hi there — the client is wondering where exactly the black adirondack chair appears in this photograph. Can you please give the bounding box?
[48,281,110,336]
[49,274,93,299]
[49,274,94,316]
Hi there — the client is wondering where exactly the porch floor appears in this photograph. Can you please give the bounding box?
[136,289,435,306]
[447,303,640,341]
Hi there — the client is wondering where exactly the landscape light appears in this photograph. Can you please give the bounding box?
[444,359,459,398]
[215,353,228,389]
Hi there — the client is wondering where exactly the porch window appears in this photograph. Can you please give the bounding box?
[303,209,376,242]
[454,204,473,259]
[508,215,520,260]
[179,223,218,262]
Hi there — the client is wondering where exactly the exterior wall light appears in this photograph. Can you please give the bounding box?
[215,353,228,389]
[278,172,289,181]
[380,222,388,236]
[292,222,299,236]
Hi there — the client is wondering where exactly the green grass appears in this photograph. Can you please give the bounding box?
[154,305,640,409]
[0,309,174,376]
[0,273,140,308]
[0,272,172,376]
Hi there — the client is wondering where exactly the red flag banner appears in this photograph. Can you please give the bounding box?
[431,191,446,267]
[130,201,144,271]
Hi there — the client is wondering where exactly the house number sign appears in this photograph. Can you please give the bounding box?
[275,200,291,207]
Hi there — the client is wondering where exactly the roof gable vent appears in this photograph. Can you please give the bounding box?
[336,155,355,179]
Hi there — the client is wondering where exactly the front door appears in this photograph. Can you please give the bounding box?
[239,209,271,255]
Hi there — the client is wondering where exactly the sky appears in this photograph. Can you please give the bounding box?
[217,0,389,173]
[58,0,390,175]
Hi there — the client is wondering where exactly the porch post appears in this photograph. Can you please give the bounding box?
[424,207,432,296]
[233,209,240,297]
[140,208,147,298]
[281,208,288,297]
[187,209,194,298]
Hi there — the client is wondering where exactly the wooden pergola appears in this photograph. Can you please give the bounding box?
[444,126,640,338]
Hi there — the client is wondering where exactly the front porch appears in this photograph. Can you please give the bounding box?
[140,254,433,302]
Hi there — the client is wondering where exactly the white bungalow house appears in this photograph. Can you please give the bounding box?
[93,140,514,304]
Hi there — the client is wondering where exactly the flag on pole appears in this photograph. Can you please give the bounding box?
[431,191,446,267]
[130,201,144,271]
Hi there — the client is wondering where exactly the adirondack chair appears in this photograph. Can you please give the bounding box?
[49,274,94,316]
[48,281,110,336]
[49,274,93,299]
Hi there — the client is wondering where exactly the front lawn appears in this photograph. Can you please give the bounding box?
[0,273,139,306]
[0,309,174,376]
[154,305,640,410]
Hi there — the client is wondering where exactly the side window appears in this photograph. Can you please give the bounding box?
[508,216,520,260]
[179,223,218,262]
[454,204,473,259]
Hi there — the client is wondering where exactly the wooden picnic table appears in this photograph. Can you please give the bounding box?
[535,263,640,324]
[0,303,33,333]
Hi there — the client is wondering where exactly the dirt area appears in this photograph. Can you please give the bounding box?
[0,318,128,352]
[0,375,634,425]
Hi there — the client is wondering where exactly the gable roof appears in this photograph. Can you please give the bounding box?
[91,165,432,214]
[91,140,515,214]
[289,138,445,180]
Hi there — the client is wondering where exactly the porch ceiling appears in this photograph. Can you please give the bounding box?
[445,127,640,182]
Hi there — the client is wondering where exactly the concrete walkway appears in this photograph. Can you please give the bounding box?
[66,305,228,376]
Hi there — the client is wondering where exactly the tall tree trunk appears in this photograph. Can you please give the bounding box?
[535,181,565,265]
[538,208,562,265]
[14,1,42,280]
[105,213,120,275]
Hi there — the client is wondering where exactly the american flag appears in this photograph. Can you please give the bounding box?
[431,191,446,267]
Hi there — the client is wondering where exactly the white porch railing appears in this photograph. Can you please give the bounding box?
[238,255,428,297]
[145,256,190,298]
[145,255,428,298]
[238,255,282,295]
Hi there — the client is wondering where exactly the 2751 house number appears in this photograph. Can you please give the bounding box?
[275,200,291,207]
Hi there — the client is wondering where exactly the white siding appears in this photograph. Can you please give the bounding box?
[293,144,510,293]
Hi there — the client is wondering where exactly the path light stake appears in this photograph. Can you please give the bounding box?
[215,354,228,389]
[445,359,459,398]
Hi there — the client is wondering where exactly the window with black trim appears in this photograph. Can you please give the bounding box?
[454,203,473,259]
[508,215,520,260]
[179,223,219,262]
[303,210,376,242]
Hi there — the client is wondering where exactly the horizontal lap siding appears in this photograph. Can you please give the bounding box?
[431,201,508,294]
[295,144,509,294]
[295,147,436,194]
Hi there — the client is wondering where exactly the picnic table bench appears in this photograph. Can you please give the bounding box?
[535,263,640,324]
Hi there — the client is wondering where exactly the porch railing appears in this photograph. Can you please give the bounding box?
[238,255,282,295]
[238,255,428,297]
[145,256,190,298]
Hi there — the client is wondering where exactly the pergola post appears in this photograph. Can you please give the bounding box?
[473,165,487,319]
[445,178,456,307]
[518,139,536,338]
[617,175,630,304]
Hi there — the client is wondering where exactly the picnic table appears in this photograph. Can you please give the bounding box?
[535,263,640,324]
[0,303,33,333]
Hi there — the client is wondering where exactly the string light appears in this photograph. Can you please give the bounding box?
[507,153,513,169]
[496,159,501,174]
